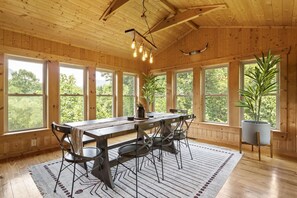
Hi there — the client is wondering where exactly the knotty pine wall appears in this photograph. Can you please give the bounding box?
[152,28,297,157]
[0,29,147,160]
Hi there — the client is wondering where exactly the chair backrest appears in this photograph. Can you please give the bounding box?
[135,119,162,149]
[161,116,182,140]
[51,122,74,154]
[180,114,196,135]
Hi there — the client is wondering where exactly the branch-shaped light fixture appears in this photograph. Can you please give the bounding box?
[125,29,157,64]
[125,0,157,64]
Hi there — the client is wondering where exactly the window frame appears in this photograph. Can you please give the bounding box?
[4,55,47,132]
[95,69,115,118]
[240,59,280,129]
[123,73,137,116]
[174,69,193,113]
[202,64,229,124]
[59,63,87,123]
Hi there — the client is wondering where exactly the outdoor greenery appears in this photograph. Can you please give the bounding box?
[8,69,44,131]
[123,74,136,116]
[96,71,113,119]
[176,71,193,114]
[238,51,279,128]
[204,67,228,123]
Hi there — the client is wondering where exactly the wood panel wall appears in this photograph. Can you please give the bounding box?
[152,28,297,157]
[0,29,146,159]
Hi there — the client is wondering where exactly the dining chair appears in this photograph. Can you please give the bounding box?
[113,120,161,198]
[152,116,182,180]
[172,114,196,168]
[51,122,103,198]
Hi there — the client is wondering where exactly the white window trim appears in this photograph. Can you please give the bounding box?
[202,64,229,124]
[4,55,47,132]
[59,63,86,122]
[96,69,115,118]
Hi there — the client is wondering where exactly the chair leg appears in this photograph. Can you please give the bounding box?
[185,138,193,160]
[71,163,76,198]
[151,152,160,183]
[113,157,120,181]
[135,157,138,198]
[161,148,164,180]
[140,156,145,171]
[179,140,183,169]
[54,158,64,193]
[239,129,242,154]
[270,132,273,158]
[84,162,88,177]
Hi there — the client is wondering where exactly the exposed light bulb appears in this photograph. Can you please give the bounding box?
[139,44,143,53]
[133,48,137,58]
[144,50,148,58]
[142,54,146,61]
[149,52,153,64]
[131,40,136,49]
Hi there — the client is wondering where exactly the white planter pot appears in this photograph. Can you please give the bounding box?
[241,120,271,145]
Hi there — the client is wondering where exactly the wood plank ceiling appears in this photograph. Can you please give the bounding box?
[0,0,296,59]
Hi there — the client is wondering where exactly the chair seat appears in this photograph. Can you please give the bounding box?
[118,144,150,158]
[152,137,172,147]
[65,147,102,163]
[172,132,186,140]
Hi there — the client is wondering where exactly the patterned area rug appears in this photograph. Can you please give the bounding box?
[29,142,242,198]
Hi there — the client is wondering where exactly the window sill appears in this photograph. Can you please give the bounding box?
[2,128,50,137]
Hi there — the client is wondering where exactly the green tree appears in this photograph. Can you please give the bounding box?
[60,74,84,123]
[96,72,113,119]
[176,71,193,113]
[8,69,43,131]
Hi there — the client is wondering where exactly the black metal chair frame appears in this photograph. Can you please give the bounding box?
[151,117,182,180]
[51,122,104,198]
[113,120,161,198]
[173,114,196,168]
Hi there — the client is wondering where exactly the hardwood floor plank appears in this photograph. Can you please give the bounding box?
[0,136,296,198]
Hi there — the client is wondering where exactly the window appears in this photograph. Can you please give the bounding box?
[60,65,85,123]
[123,74,136,116]
[6,56,46,132]
[154,74,166,112]
[96,70,114,119]
[241,61,279,128]
[203,66,228,123]
[175,71,193,114]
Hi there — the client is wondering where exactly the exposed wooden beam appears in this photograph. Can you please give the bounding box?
[99,0,130,21]
[159,0,199,30]
[150,4,227,34]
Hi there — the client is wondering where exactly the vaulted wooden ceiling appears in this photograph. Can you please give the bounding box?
[1,0,296,59]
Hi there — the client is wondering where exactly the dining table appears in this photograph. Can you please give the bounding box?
[65,112,181,189]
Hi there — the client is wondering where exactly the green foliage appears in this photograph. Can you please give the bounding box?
[237,50,280,123]
[8,69,44,131]
[142,73,163,111]
[123,75,135,116]
[176,71,193,114]
[204,67,228,123]
[60,74,84,123]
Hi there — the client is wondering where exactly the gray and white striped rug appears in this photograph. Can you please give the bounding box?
[29,142,242,198]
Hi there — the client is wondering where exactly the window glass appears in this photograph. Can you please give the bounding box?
[7,57,45,131]
[96,71,113,119]
[123,74,136,116]
[204,66,228,123]
[154,74,166,112]
[60,65,84,123]
[176,71,193,114]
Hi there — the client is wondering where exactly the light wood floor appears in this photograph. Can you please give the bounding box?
[1,134,297,198]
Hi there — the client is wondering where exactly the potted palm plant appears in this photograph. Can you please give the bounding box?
[142,73,163,112]
[237,50,280,145]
